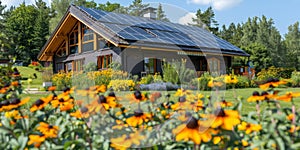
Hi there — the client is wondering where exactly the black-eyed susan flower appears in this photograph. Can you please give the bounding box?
[0,100,10,112]
[127,90,147,103]
[110,132,145,150]
[126,109,152,127]
[5,110,28,120]
[247,91,265,102]
[37,122,59,138]
[202,109,240,130]
[95,85,106,93]
[51,95,73,108]
[90,95,118,112]
[214,99,233,108]
[289,125,300,133]
[112,120,129,130]
[238,122,262,134]
[259,78,287,90]
[30,98,50,112]
[224,75,238,84]
[59,103,74,111]
[47,86,56,91]
[208,78,223,88]
[27,134,46,148]
[287,114,295,121]
[172,117,213,145]
[6,97,30,110]
[175,88,192,97]
[70,106,91,119]
[275,92,300,102]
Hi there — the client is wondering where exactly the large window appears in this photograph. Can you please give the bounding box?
[82,24,94,52]
[69,23,79,55]
[97,54,112,69]
[65,62,73,72]
[208,57,220,73]
[56,42,66,57]
[144,57,157,74]
[56,63,64,72]
[74,59,85,71]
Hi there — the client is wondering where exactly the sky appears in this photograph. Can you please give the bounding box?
[1,0,300,35]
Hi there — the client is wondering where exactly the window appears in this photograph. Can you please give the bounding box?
[82,24,94,52]
[97,54,112,69]
[207,57,220,73]
[56,42,66,57]
[144,57,157,74]
[65,62,73,72]
[74,59,85,71]
[98,36,111,49]
[69,23,79,54]
[56,63,64,72]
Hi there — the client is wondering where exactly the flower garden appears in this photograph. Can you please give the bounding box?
[1,64,300,149]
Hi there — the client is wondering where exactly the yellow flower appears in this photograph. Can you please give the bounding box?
[224,75,238,84]
[208,78,223,88]
[126,109,152,127]
[275,92,300,102]
[259,78,287,90]
[37,122,59,138]
[28,135,46,148]
[172,117,213,145]
[110,132,145,150]
[202,109,240,130]
[238,122,262,134]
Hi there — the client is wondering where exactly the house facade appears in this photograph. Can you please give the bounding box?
[38,5,249,76]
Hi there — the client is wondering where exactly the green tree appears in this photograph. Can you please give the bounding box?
[156,3,169,22]
[191,7,219,34]
[32,0,53,61]
[49,0,71,32]
[97,1,121,12]
[128,0,149,17]
[5,3,39,63]
[285,22,300,69]
[242,43,272,72]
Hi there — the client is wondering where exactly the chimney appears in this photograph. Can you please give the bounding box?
[142,7,157,20]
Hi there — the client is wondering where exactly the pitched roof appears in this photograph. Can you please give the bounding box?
[38,5,249,60]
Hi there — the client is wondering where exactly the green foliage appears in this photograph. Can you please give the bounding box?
[128,0,149,16]
[285,22,300,69]
[235,75,250,88]
[291,71,300,87]
[107,79,135,91]
[191,6,219,34]
[139,74,153,84]
[41,65,53,82]
[257,66,295,81]
[191,72,211,91]
[83,62,97,72]
[156,3,169,22]
[162,63,179,84]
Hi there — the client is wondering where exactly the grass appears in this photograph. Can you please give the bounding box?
[19,87,300,115]
[15,66,43,88]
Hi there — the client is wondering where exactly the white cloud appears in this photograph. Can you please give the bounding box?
[187,0,242,10]
[178,12,196,25]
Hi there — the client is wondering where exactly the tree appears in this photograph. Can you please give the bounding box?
[284,22,300,69]
[128,0,149,17]
[5,3,39,63]
[156,3,169,22]
[191,7,219,34]
[242,43,272,72]
[49,0,72,32]
[32,0,53,61]
[97,1,121,12]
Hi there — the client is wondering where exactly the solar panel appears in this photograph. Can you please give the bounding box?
[77,6,247,55]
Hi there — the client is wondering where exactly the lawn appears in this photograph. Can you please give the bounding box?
[19,87,300,114]
[15,66,43,89]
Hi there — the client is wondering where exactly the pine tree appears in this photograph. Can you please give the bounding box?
[156,3,169,22]
[128,0,149,17]
[191,7,219,34]
[285,22,300,69]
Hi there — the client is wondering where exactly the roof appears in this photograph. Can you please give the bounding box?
[38,5,249,61]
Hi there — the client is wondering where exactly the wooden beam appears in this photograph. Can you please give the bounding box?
[78,23,82,54]
[94,33,98,50]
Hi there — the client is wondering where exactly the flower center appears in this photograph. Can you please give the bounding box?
[252,91,260,96]
[48,125,53,129]
[134,90,142,100]
[35,99,45,107]
[98,95,107,103]
[59,98,64,102]
[80,107,89,113]
[215,109,226,117]
[178,96,186,102]
[108,92,116,97]
[134,109,144,117]
[1,100,10,106]
[10,98,21,105]
[186,117,199,129]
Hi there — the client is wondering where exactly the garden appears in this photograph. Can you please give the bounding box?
[0,61,300,150]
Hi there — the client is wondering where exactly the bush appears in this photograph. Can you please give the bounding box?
[42,65,53,82]
[83,62,97,72]
[52,71,72,90]
[191,72,211,91]
[257,66,295,81]
[291,71,300,87]
[235,75,250,88]
[108,79,135,91]
[139,74,153,85]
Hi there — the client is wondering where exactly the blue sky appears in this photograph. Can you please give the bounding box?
[2,0,300,35]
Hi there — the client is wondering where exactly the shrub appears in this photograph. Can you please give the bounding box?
[83,62,97,72]
[42,65,53,82]
[191,72,211,91]
[235,75,250,88]
[52,71,72,90]
[108,79,135,91]
[291,71,300,87]
[257,66,295,81]
[139,74,153,84]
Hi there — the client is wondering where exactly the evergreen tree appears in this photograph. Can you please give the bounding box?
[156,3,169,22]
[128,0,149,17]
[97,1,126,13]
[284,22,300,69]
[191,7,219,34]
[49,0,72,32]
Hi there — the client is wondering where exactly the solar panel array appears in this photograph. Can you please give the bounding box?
[78,6,245,54]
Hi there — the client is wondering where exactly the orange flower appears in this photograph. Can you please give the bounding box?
[202,109,240,130]
[238,122,262,134]
[172,117,213,145]
[247,91,265,102]
[28,134,46,148]
[175,88,192,97]
[37,122,59,138]
[47,86,56,91]
[110,131,145,150]
[90,95,118,112]
[127,90,147,103]
[208,79,223,88]
[275,92,300,102]
[214,99,233,108]
[60,103,74,111]
[51,95,74,108]
[30,97,50,112]
[70,106,92,119]
[259,78,287,90]
[10,81,20,87]
[2,97,30,111]
[287,114,295,121]
[126,109,152,127]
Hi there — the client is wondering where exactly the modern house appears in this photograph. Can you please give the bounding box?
[38,5,249,76]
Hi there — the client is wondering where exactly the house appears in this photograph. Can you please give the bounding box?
[38,5,249,76]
